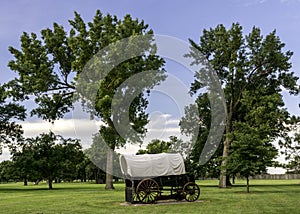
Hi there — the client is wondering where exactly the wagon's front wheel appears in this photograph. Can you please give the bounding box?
[183,182,200,202]
[136,178,160,203]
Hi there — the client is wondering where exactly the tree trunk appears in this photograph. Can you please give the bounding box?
[48,177,53,190]
[95,169,99,184]
[83,168,86,182]
[23,177,28,186]
[246,176,250,193]
[95,168,103,184]
[226,175,232,186]
[105,147,115,189]
[219,136,230,188]
[219,101,233,188]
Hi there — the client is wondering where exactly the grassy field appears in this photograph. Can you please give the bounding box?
[0,179,299,214]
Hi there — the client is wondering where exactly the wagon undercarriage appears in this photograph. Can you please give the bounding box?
[125,174,200,203]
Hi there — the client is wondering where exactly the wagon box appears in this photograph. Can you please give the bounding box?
[119,153,200,203]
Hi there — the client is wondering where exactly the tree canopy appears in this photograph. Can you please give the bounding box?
[7,10,166,189]
[11,132,84,189]
[185,23,299,188]
[136,139,172,154]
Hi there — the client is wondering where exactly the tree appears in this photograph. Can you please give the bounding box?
[180,93,223,179]
[76,155,91,183]
[228,130,276,193]
[136,136,190,155]
[0,84,26,154]
[286,156,300,174]
[136,139,172,154]
[8,10,165,190]
[186,23,299,187]
[226,84,291,192]
[12,141,41,185]
[0,160,16,182]
[55,140,85,182]
[227,126,277,193]
[12,132,83,189]
[85,133,110,184]
[280,120,300,174]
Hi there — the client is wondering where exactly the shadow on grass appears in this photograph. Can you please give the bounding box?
[0,183,103,192]
[1,182,299,194]
[231,183,300,194]
[198,182,300,194]
[0,186,51,192]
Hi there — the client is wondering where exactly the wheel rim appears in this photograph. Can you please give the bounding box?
[136,178,160,203]
[183,182,200,202]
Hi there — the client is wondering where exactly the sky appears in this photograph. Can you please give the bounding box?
[0,0,299,170]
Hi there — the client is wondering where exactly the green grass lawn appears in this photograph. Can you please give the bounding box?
[0,179,299,214]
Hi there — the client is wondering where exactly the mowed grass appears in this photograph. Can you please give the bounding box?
[0,179,299,214]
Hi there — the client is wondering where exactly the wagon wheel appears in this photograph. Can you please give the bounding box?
[183,182,200,202]
[136,178,160,203]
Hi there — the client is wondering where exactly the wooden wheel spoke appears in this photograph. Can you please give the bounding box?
[141,193,148,202]
[142,182,147,189]
[183,182,200,202]
[150,182,156,188]
[136,178,159,203]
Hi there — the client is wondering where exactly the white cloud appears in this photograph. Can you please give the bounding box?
[279,0,300,3]
[238,0,300,7]
[20,119,103,138]
[18,114,187,150]
[116,114,190,154]
[0,148,11,162]
[1,113,189,158]
[165,119,180,126]
[143,111,186,143]
[240,0,267,7]
[279,0,296,3]
[267,167,286,174]
[18,118,104,150]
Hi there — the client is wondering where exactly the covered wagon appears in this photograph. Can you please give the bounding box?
[120,153,200,203]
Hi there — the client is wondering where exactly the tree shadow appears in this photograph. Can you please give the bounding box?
[232,183,300,194]
[0,184,99,192]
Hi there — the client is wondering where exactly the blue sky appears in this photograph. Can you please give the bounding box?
[0,0,299,163]
[1,0,299,115]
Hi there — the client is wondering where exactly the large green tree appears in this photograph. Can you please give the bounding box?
[7,10,165,189]
[185,23,299,187]
[0,85,26,154]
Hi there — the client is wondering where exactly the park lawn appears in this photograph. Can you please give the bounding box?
[0,179,299,214]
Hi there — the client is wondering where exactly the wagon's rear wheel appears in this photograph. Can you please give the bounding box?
[136,178,160,203]
[183,182,200,202]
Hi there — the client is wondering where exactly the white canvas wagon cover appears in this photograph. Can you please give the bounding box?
[119,153,186,178]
